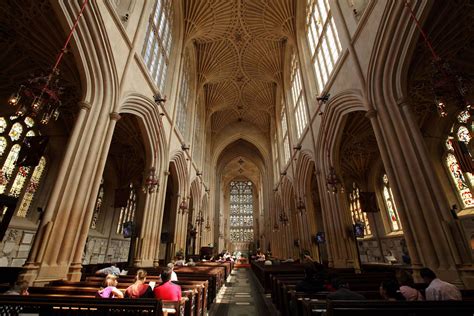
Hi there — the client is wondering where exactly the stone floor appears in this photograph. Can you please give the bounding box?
[209,267,272,316]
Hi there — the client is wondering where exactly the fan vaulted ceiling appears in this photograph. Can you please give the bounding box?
[184,0,295,133]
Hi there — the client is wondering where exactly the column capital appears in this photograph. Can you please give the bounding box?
[109,112,121,121]
[78,101,92,111]
[365,108,378,119]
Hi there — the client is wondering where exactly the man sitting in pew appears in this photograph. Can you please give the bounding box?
[295,263,329,293]
[327,278,365,300]
[3,280,29,296]
[420,267,461,301]
[154,267,182,301]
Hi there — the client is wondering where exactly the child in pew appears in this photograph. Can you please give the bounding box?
[154,267,182,301]
[96,274,124,299]
[125,269,154,298]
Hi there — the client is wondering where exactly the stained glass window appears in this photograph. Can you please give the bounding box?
[349,183,371,236]
[290,52,308,139]
[382,174,402,232]
[142,0,173,93]
[306,0,342,93]
[229,181,254,242]
[116,184,137,234]
[0,116,47,218]
[8,123,23,141]
[446,153,474,207]
[17,157,46,217]
[91,178,105,230]
[444,110,474,209]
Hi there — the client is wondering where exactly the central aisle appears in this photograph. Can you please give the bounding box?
[209,267,270,316]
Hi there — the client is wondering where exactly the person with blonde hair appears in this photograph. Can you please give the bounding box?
[125,269,154,298]
[96,274,124,298]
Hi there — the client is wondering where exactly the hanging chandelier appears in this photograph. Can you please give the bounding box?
[205,216,211,231]
[143,167,159,194]
[296,196,306,214]
[179,196,188,213]
[8,0,89,125]
[326,166,344,194]
[279,210,289,225]
[196,210,204,226]
[404,0,471,117]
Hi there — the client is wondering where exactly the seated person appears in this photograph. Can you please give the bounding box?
[97,274,124,298]
[187,258,196,266]
[95,263,121,276]
[174,256,186,266]
[167,263,178,281]
[327,279,365,300]
[256,250,266,262]
[3,280,29,296]
[380,279,405,301]
[420,267,461,301]
[125,269,154,298]
[154,268,182,301]
[295,263,325,293]
[397,270,423,301]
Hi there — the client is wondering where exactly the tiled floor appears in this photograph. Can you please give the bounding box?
[209,268,270,316]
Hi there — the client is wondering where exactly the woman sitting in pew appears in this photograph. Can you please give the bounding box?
[380,279,406,301]
[397,270,423,301]
[154,267,182,301]
[295,263,329,293]
[96,274,124,298]
[125,269,154,298]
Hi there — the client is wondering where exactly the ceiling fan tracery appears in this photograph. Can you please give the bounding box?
[184,0,295,133]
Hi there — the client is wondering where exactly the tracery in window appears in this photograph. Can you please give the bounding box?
[280,101,291,164]
[290,52,308,139]
[176,52,191,136]
[17,157,46,217]
[142,0,173,93]
[116,184,137,234]
[349,183,371,236]
[382,174,402,232]
[0,116,47,218]
[91,178,105,230]
[229,181,254,242]
[444,110,474,209]
[306,0,342,93]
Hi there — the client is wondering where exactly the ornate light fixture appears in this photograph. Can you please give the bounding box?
[8,0,89,125]
[179,196,188,213]
[143,167,159,194]
[196,210,204,226]
[326,166,344,194]
[404,0,471,117]
[279,210,289,226]
[205,215,211,231]
[296,196,306,214]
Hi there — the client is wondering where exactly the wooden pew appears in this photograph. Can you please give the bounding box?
[0,295,165,315]
[326,300,474,316]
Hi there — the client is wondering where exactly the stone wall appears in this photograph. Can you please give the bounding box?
[357,236,406,264]
[0,228,35,267]
[82,236,130,265]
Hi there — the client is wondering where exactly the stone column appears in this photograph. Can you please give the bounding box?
[21,102,91,283]
[67,111,122,280]
[373,98,473,283]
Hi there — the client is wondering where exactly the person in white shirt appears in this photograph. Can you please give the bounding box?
[95,263,121,276]
[167,262,178,281]
[420,267,461,301]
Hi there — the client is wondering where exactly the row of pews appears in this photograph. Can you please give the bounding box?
[0,261,233,316]
[251,261,474,316]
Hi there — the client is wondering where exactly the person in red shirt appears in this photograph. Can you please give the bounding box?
[153,267,182,301]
